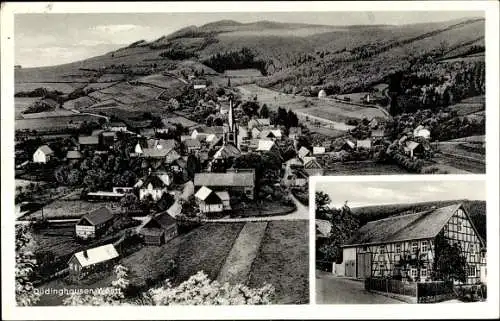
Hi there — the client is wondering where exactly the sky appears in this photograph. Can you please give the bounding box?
[315,180,486,209]
[14,11,484,67]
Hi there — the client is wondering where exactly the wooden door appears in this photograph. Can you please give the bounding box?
[357,253,372,279]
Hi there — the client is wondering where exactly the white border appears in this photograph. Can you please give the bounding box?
[2,1,499,320]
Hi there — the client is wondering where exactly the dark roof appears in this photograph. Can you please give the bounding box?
[194,171,255,187]
[344,204,467,247]
[142,174,170,188]
[196,126,225,135]
[184,139,201,148]
[78,207,114,226]
[109,122,126,127]
[143,211,177,229]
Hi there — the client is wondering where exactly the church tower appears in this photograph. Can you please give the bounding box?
[224,98,238,146]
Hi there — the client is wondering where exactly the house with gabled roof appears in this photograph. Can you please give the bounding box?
[68,244,119,280]
[66,150,83,165]
[404,141,425,158]
[33,145,54,163]
[194,169,255,200]
[356,139,372,150]
[256,139,277,153]
[139,174,171,201]
[248,118,271,130]
[75,207,114,240]
[183,138,202,153]
[303,157,324,176]
[313,146,326,155]
[260,129,282,140]
[337,204,486,284]
[194,186,227,215]
[138,211,178,246]
[298,146,311,161]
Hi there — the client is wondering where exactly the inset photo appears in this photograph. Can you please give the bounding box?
[314,177,487,304]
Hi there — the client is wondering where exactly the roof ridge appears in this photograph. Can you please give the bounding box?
[363,203,461,225]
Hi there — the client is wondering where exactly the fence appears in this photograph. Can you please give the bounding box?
[365,278,456,303]
[365,278,417,297]
[417,281,455,303]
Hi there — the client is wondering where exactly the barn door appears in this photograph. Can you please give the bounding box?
[345,260,355,277]
[357,253,372,279]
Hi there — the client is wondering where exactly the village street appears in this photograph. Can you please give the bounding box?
[316,270,404,304]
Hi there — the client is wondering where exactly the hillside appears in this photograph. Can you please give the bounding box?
[15,17,485,97]
[351,200,486,240]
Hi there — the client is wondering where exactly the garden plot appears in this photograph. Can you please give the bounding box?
[27,200,118,220]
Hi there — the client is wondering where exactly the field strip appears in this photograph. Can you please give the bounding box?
[216,221,268,284]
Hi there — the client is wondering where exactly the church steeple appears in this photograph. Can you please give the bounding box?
[225,97,238,146]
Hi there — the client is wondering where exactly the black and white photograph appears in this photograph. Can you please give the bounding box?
[1,1,499,319]
[315,178,487,304]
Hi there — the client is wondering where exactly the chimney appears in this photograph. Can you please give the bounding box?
[83,250,88,259]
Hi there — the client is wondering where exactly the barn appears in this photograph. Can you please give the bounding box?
[68,244,119,280]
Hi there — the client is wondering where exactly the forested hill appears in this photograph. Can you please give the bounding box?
[16,17,484,97]
[351,200,486,241]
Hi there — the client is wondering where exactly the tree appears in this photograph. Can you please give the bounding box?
[315,191,331,220]
[151,116,163,129]
[241,101,260,117]
[260,104,269,118]
[54,165,70,185]
[16,224,40,306]
[67,168,82,186]
[432,231,467,283]
[186,154,200,180]
[120,193,139,213]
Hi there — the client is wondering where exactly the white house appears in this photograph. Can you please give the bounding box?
[108,122,127,132]
[195,186,224,214]
[33,145,54,163]
[313,146,326,155]
[68,244,119,280]
[298,146,311,161]
[414,125,431,140]
[139,174,171,201]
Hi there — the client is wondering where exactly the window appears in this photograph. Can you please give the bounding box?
[421,241,428,253]
[412,242,418,253]
[380,265,385,275]
[379,245,385,253]
[395,244,401,253]
[470,254,476,263]
[468,265,476,277]
[421,267,427,277]
[457,222,462,232]
[411,268,417,277]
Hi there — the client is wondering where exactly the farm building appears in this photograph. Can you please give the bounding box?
[183,138,202,153]
[247,118,271,130]
[191,126,225,140]
[142,147,181,164]
[194,186,229,215]
[260,129,282,140]
[313,147,326,155]
[256,140,277,153]
[251,127,262,139]
[193,79,208,89]
[303,158,324,176]
[138,212,178,246]
[66,150,83,164]
[369,118,379,129]
[78,135,99,147]
[283,170,308,187]
[288,127,302,140]
[75,207,114,240]
[356,139,372,150]
[213,143,241,159]
[298,146,311,161]
[101,131,117,146]
[371,129,385,139]
[138,173,171,201]
[318,89,327,99]
[404,141,425,158]
[68,244,119,280]
[33,145,54,163]
[107,122,127,132]
[136,138,178,153]
[340,140,356,152]
[86,191,124,201]
[413,125,431,140]
[194,169,255,200]
[337,204,486,285]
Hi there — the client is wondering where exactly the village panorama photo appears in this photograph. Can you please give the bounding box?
[315,178,487,304]
[11,8,485,307]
